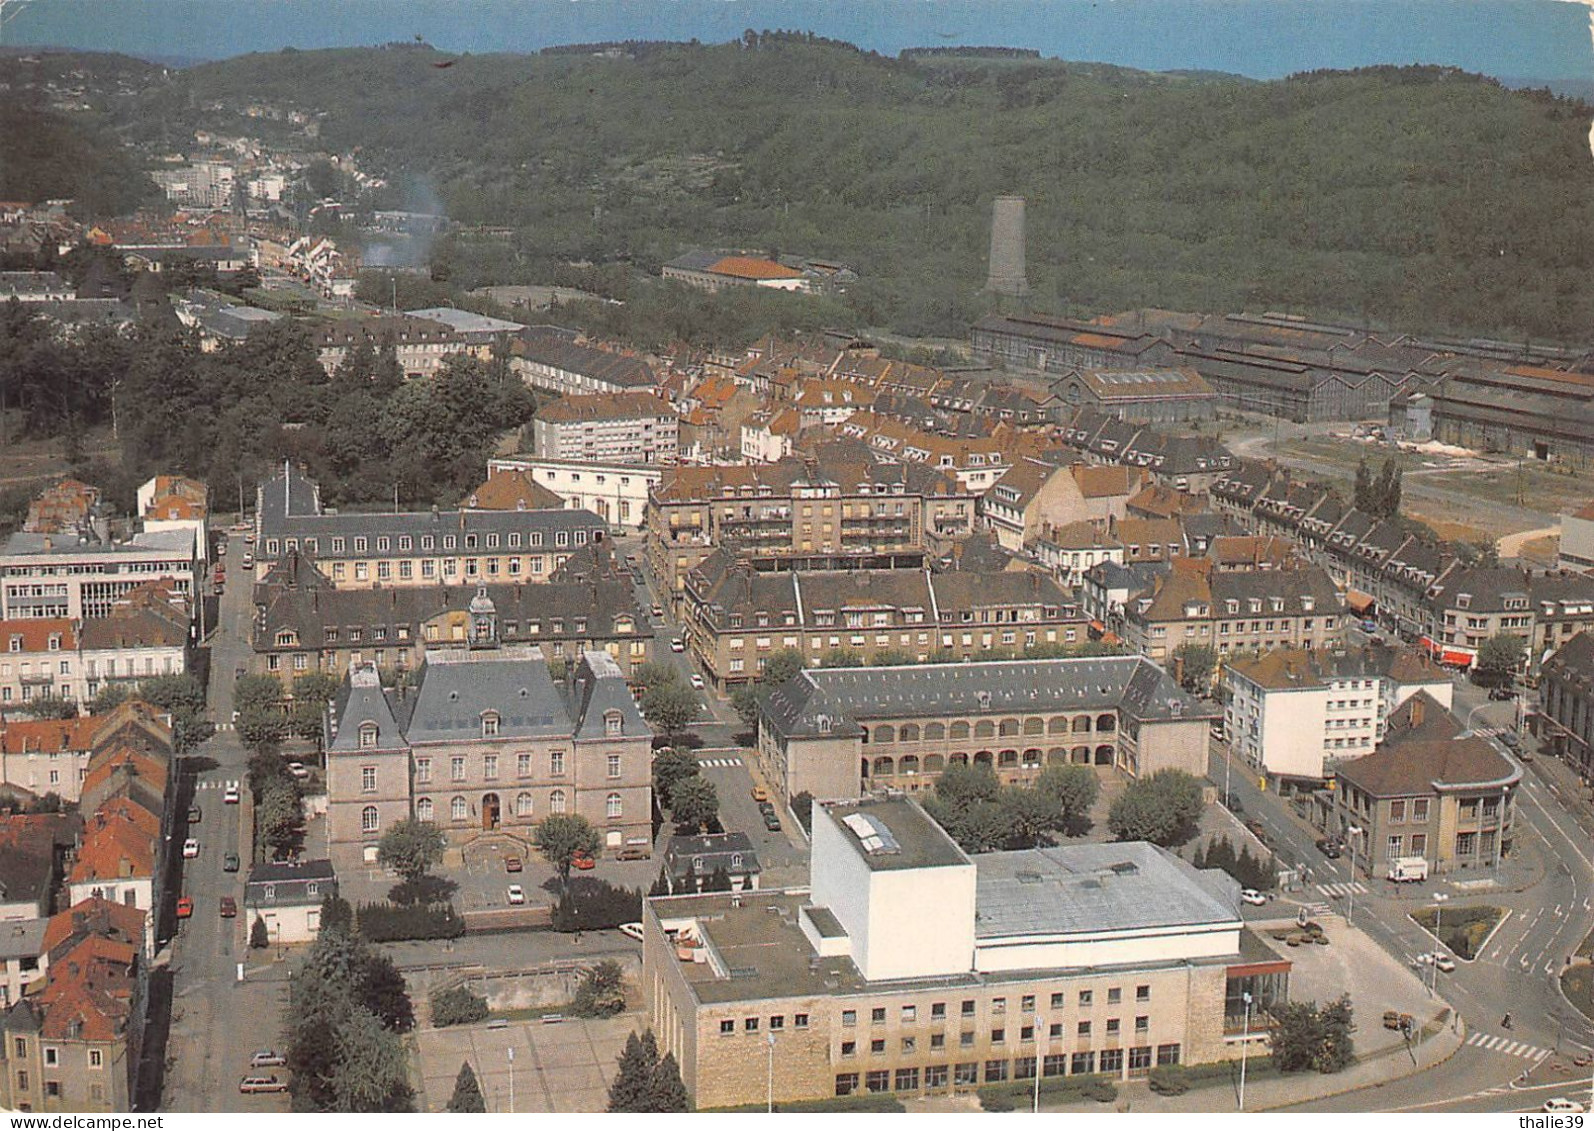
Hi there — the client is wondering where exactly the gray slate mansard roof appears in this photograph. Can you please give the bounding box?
[330,664,408,753]
[974,841,1240,939]
[403,645,572,743]
[571,649,648,741]
[762,656,1214,740]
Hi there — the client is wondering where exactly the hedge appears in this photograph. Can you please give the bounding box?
[707,1094,905,1113]
[355,901,465,942]
[978,1073,1118,1110]
[431,986,490,1028]
[551,880,643,933]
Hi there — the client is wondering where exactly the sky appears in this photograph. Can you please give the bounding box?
[2,0,1591,82]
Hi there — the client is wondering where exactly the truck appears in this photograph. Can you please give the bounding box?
[1387,856,1429,883]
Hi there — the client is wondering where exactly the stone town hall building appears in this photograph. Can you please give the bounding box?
[325,592,653,860]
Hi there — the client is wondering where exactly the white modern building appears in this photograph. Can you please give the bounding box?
[485,457,664,531]
[0,531,198,621]
[1223,644,1454,782]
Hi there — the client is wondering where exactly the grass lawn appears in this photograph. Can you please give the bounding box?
[1410,904,1503,960]
[1564,965,1594,1019]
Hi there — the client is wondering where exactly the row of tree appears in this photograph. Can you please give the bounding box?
[922,762,1100,854]
[1191,834,1277,892]
[652,747,721,834]
[12,674,214,753]
[1353,457,1404,519]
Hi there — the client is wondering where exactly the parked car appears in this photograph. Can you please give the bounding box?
[1381,1010,1415,1032]
[241,552,254,569]
[751,785,769,803]
[618,922,645,942]
[176,896,194,919]
[507,885,525,905]
[756,800,776,816]
[250,1050,287,1068]
[1315,838,1343,859]
[1240,889,1267,906]
[1489,686,1515,701]
[651,604,665,617]
[239,1075,287,1094]
[504,856,523,873]
[1413,952,1456,972]
[224,784,240,805]
[286,761,310,780]
[671,638,685,653]
[572,851,596,871]
[690,673,705,690]
[617,846,650,862]
[1544,1099,1586,1113]
[762,811,783,832]
[223,852,240,873]
[188,804,202,824]
[219,896,237,918]
[182,838,200,859]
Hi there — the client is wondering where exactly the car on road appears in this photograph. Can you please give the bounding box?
[1489,686,1515,701]
[572,851,596,871]
[286,761,310,780]
[625,554,638,565]
[176,896,194,918]
[250,1051,287,1068]
[751,785,769,803]
[223,852,240,873]
[1245,819,1270,844]
[219,896,238,918]
[651,604,664,618]
[1240,889,1267,906]
[762,810,783,832]
[507,884,525,905]
[1315,838,1342,859]
[671,638,685,653]
[1413,952,1456,972]
[505,856,523,873]
[239,1075,287,1094]
[1544,1099,1586,1113]
[242,552,254,569]
[224,784,240,805]
[188,804,202,824]
[182,838,200,859]
[618,922,645,942]
[690,673,704,690]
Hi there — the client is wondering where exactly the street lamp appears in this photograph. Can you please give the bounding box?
[507,1045,515,1114]
[1458,701,1494,738]
[1033,1014,1045,1114]
[1345,824,1363,924]
[1238,991,1254,1110]
[1428,894,1450,997]
[766,1031,776,1114]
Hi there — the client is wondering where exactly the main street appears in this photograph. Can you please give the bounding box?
[1214,668,1594,1111]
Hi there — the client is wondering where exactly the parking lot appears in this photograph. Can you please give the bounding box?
[413,1013,637,1112]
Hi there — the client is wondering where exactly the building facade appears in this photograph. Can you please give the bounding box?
[484,458,665,532]
[530,392,680,465]
[0,531,197,622]
[1540,631,1594,775]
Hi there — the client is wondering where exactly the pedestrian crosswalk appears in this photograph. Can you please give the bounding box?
[195,779,241,792]
[1466,1032,1550,1060]
[214,722,235,732]
[698,756,743,769]
[1316,881,1368,898]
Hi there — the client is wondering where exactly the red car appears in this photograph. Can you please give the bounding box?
[504,856,523,873]
[572,851,596,871]
[175,897,194,919]
[219,896,238,918]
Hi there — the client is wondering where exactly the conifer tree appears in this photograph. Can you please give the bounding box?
[447,1062,486,1113]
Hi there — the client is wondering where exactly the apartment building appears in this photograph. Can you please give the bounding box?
[1121,561,1345,664]
[681,556,1085,686]
[0,717,97,803]
[0,530,197,621]
[0,595,190,712]
[252,554,652,681]
[510,335,660,398]
[756,656,1215,803]
[1540,631,1594,775]
[255,466,605,590]
[326,647,652,858]
[530,392,679,465]
[1026,522,1124,589]
[644,797,1286,1109]
[1330,692,1521,878]
[136,475,208,564]
[646,451,976,597]
[483,458,664,532]
[982,461,1144,553]
[313,315,471,378]
[1223,644,1454,782]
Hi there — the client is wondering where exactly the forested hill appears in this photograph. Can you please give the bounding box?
[119,39,1594,340]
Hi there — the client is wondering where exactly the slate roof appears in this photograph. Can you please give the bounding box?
[403,646,573,743]
[1227,644,1448,692]
[514,335,658,388]
[329,664,407,754]
[974,841,1239,938]
[570,650,647,741]
[663,832,762,879]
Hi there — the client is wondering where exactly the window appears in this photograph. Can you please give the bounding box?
[930,1033,945,1049]
[865,1070,891,1094]
[841,1041,857,1058]
[1129,1046,1153,1074]
[1079,990,1093,1007]
[894,1067,919,1092]
[88,1049,103,1068]
[954,1064,978,1086]
[770,1016,784,1031]
[1107,987,1122,1004]
[962,1000,976,1016]
[361,806,379,833]
[607,754,622,778]
[516,793,533,818]
[925,1065,949,1088]
[451,796,468,821]
[720,1020,735,1035]
[1390,799,1406,822]
[1021,994,1036,1012]
[1157,1043,1181,1066]
[482,713,500,738]
[842,1010,857,1027]
[1050,993,1064,1009]
[415,758,432,783]
[416,798,433,821]
[960,1032,975,1048]
[870,1038,886,1054]
[551,790,567,814]
[1078,1020,1091,1037]
[359,723,378,749]
[835,1073,860,1096]
[931,1002,947,1020]
[1015,1056,1037,1080]
[984,1060,1009,1083]
[902,1005,917,1023]
[871,1007,887,1024]
[1106,1019,1120,1035]
[451,756,466,782]
[43,1047,57,1066]
[795,1014,809,1029]
[1100,1049,1124,1074]
[361,766,377,793]
[484,754,498,779]
[517,753,531,777]
[1412,798,1430,822]
[607,793,623,819]
[551,751,566,775]
[745,1017,760,1032]
[992,996,1006,1014]
[1136,986,1150,1002]
[1135,1016,1149,1033]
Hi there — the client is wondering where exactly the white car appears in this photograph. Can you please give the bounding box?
[1239,888,1267,906]
[507,885,525,905]
[182,838,200,859]
[224,784,241,805]
[1544,1099,1586,1113]
[1414,952,1456,972]
[671,638,685,653]
[618,922,645,942]
[690,673,705,690]
[286,761,310,780]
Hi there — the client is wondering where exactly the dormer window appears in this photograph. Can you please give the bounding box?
[605,710,623,737]
[1302,596,1315,612]
[359,722,378,749]
[47,634,61,651]
[482,712,500,738]
[276,630,297,647]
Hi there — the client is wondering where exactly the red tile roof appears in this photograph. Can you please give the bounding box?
[0,716,97,756]
[708,256,805,281]
[0,617,77,652]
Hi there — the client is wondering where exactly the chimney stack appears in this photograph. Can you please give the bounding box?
[985,196,1030,297]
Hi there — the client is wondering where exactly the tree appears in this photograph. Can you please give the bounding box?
[1107,770,1204,846]
[136,673,212,752]
[1353,458,1374,513]
[761,649,804,686]
[16,695,77,720]
[572,959,627,1018]
[1319,994,1356,1072]
[1036,764,1100,830]
[320,892,355,936]
[669,775,719,833]
[790,790,814,832]
[652,1051,690,1112]
[930,762,1002,814]
[235,672,288,748]
[534,813,602,892]
[998,786,1065,847]
[1374,457,1402,517]
[1475,634,1525,689]
[632,660,681,689]
[1271,996,1355,1074]
[250,915,270,949]
[330,1006,415,1112]
[359,952,415,1033]
[642,682,699,743]
[730,685,762,730]
[377,818,446,885]
[447,1061,486,1113]
[651,747,701,810]
[256,776,306,859]
[1173,643,1217,694]
[431,986,491,1028]
[608,1031,658,1113]
[85,684,131,714]
[290,671,341,743]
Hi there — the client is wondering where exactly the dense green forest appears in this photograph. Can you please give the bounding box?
[102,37,1594,340]
[0,102,159,216]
